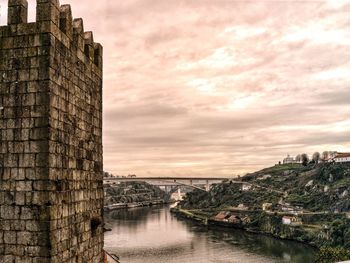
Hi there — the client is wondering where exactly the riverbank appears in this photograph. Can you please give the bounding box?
[170,207,319,246]
[104,199,172,212]
[176,163,350,262]
[105,205,316,263]
[170,207,350,262]
[104,181,172,212]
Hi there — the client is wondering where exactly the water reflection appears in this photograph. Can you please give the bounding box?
[104,206,316,263]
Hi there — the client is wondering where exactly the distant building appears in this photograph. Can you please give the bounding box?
[214,212,249,225]
[214,212,243,224]
[282,216,302,225]
[214,211,231,222]
[262,203,272,211]
[170,190,186,201]
[282,216,292,225]
[281,205,295,213]
[227,215,241,224]
[283,154,298,164]
[241,183,252,191]
[277,203,303,214]
[346,212,350,219]
[333,153,350,163]
[236,204,249,210]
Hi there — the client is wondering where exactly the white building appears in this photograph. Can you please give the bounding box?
[237,204,249,210]
[262,203,272,211]
[283,154,298,164]
[334,153,350,163]
[282,216,292,225]
[282,216,302,225]
[241,184,252,191]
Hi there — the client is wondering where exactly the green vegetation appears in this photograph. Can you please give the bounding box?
[105,181,170,205]
[315,247,350,263]
[329,219,350,248]
[182,162,350,213]
[178,162,350,261]
[183,183,281,210]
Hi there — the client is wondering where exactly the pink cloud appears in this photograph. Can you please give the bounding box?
[1,0,350,176]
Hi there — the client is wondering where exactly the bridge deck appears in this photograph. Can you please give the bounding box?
[104,177,230,181]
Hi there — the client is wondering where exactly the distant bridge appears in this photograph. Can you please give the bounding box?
[103,176,285,194]
[103,177,230,192]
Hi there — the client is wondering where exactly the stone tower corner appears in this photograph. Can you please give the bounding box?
[0,0,104,262]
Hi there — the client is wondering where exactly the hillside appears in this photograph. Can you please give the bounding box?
[177,162,350,260]
[105,181,170,206]
[181,162,350,213]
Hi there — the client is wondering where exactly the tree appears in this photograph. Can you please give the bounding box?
[301,153,309,166]
[322,151,329,162]
[330,219,347,246]
[295,154,301,163]
[315,247,350,263]
[312,152,320,164]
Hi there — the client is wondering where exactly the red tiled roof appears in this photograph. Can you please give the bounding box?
[215,212,229,220]
[335,153,350,158]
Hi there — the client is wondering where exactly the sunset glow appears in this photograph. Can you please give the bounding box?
[1,0,349,177]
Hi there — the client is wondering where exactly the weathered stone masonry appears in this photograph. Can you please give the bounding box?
[0,0,104,262]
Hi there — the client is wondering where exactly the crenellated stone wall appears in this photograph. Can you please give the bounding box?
[0,0,104,262]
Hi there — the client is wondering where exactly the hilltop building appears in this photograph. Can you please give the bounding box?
[282,154,299,164]
[333,153,350,163]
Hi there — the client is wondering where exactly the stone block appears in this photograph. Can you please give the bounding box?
[1,1,103,260]
[8,1,28,25]
[36,1,60,26]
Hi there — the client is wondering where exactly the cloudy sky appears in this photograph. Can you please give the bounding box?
[1,0,350,177]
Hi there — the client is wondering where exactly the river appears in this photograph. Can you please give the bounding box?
[104,205,317,263]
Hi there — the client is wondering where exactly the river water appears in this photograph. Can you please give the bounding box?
[104,205,316,263]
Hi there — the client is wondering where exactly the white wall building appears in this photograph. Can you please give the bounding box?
[283,154,298,164]
[282,216,302,225]
[334,153,350,163]
[282,216,292,225]
[242,184,252,191]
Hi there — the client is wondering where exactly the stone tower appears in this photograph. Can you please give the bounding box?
[0,0,104,262]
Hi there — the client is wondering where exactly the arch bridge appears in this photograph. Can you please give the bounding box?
[103,176,230,192]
